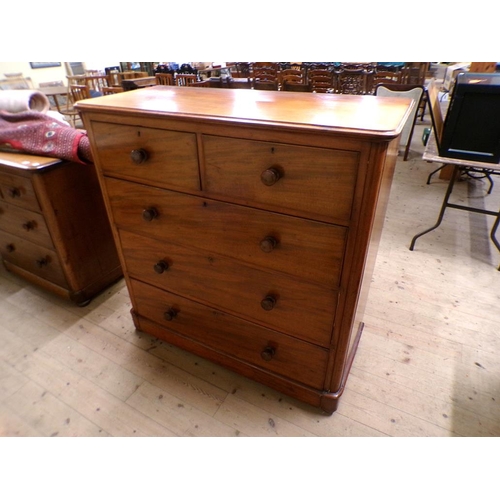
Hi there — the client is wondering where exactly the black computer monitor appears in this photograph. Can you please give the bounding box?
[439,72,500,164]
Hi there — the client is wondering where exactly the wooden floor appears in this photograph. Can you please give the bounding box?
[1,118,500,438]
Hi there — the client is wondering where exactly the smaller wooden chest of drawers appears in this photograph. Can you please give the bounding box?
[0,151,122,305]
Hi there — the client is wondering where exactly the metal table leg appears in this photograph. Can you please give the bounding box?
[410,165,460,251]
[411,165,500,269]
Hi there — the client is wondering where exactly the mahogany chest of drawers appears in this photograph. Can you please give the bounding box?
[0,151,122,305]
[77,87,412,413]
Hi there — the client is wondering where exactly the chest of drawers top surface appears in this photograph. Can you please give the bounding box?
[76,86,412,139]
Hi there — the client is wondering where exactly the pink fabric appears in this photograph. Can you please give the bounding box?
[0,110,93,164]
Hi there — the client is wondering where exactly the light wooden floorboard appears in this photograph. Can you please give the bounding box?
[1,117,499,437]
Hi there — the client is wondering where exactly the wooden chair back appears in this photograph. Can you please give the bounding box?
[252,62,279,88]
[400,63,428,85]
[85,75,109,95]
[102,86,124,95]
[253,80,279,91]
[375,83,424,160]
[155,73,174,85]
[70,84,91,102]
[280,68,306,85]
[308,69,333,93]
[176,74,198,86]
[372,70,401,88]
[282,81,310,92]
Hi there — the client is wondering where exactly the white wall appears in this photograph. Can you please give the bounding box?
[0,61,120,88]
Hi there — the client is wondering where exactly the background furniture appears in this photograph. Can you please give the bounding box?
[77,86,412,414]
[0,151,122,305]
[409,133,500,268]
[175,74,198,87]
[375,83,424,160]
[307,68,333,93]
[155,73,174,86]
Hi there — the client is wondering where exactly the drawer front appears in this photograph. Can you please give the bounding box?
[0,230,67,287]
[0,201,53,249]
[105,177,346,288]
[0,171,40,212]
[202,135,359,222]
[130,279,329,389]
[120,230,336,347]
[90,122,200,191]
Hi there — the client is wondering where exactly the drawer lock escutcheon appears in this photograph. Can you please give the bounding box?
[8,187,21,198]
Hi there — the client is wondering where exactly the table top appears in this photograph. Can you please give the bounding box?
[38,86,68,96]
[423,133,500,172]
[0,149,61,170]
[76,86,414,140]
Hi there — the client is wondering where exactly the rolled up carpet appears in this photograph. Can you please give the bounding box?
[0,89,51,113]
[0,110,93,164]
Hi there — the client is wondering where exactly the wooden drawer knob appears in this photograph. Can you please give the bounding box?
[261,294,277,311]
[22,220,36,231]
[163,308,178,321]
[154,260,169,274]
[260,236,278,253]
[130,148,149,164]
[261,167,282,186]
[261,346,276,361]
[142,207,159,221]
[8,187,21,198]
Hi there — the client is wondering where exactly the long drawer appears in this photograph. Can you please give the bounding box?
[202,135,359,223]
[0,201,54,249]
[0,229,67,287]
[90,122,200,192]
[104,177,346,288]
[120,230,337,347]
[130,279,330,389]
[0,171,40,212]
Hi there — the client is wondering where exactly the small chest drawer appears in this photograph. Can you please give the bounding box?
[0,230,67,287]
[202,135,359,223]
[0,171,40,212]
[130,279,329,389]
[0,201,53,249]
[104,177,346,288]
[90,122,200,191]
[120,230,336,346]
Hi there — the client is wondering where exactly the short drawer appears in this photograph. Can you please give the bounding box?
[202,135,359,223]
[90,121,200,191]
[104,177,346,288]
[0,201,53,249]
[0,230,67,288]
[130,279,329,390]
[0,171,40,212]
[120,230,337,347]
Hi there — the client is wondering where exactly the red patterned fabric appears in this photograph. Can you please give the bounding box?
[0,110,93,164]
